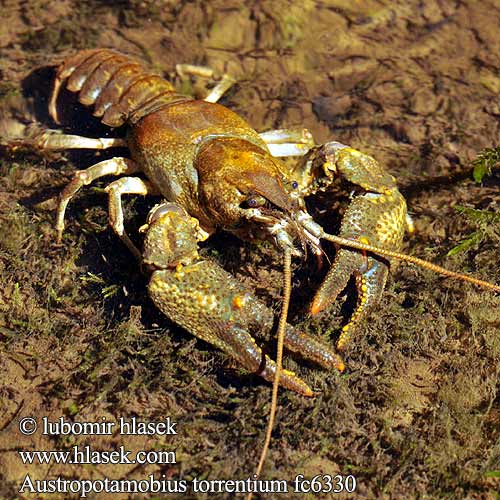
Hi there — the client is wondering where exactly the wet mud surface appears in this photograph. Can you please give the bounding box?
[0,1,499,499]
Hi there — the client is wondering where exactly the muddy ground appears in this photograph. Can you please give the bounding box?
[0,1,499,499]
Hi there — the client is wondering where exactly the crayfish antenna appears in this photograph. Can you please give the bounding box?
[247,247,293,500]
[321,233,500,292]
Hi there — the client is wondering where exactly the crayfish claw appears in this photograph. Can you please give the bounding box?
[226,325,314,396]
[337,259,389,352]
[143,203,339,394]
[282,323,345,372]
[310,179,408,349]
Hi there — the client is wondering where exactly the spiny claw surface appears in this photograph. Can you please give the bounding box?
[303,146,409,351]
[143,204,344,396]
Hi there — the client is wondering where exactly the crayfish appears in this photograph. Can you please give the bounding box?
[23,48,499,480]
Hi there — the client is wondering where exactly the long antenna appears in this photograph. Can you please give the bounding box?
[247,247,293,500]
[321,233,500,292]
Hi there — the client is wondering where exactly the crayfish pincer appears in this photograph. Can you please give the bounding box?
[31,48,499,395]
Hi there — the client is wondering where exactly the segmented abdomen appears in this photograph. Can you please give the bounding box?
[49,49,191,128]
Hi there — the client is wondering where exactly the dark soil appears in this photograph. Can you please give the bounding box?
[0,1,499,499]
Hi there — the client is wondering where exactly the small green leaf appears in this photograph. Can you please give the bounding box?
[447,231,482,256]
[80,272,105,285]
[66,401,79,415]
[473,161,490,183]
[484,470,500,478]
[102,284,121,298]
[471,146,500,183]
[454,206,500,224]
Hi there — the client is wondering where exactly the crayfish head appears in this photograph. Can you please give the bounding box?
[195,137,308,254]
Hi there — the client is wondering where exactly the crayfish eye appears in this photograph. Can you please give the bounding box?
[241,194,266,209]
